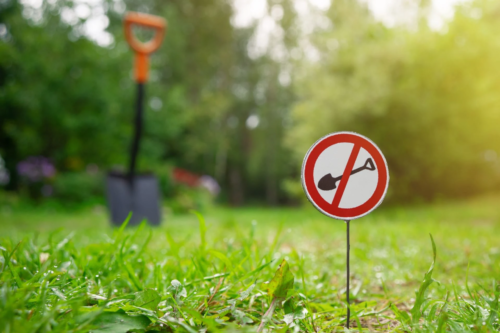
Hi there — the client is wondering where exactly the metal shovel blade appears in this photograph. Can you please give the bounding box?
[106,171,161,226]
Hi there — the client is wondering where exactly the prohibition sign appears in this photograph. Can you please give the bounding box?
[301,132,389,220]
[301,132,389,329]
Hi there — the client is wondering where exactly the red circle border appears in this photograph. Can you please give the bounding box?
[301,132,389,220]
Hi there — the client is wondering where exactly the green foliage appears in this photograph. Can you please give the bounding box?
[3,0,500,205]
[1,198,500,331]
[410,234,439,324]
[133,289,161,311]
[52,172,103,204]
[0,0,299,205]
[264,259,295,300]
[191,210,207,251]
[0,1,131,177]
[391,234,439,329]
[92,311,151,333]
[388,232,500,332]
[166,186,215,214]
[288,0,500,202]
[258,259,295,332]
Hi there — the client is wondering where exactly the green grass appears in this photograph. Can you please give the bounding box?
[1,194,500,332]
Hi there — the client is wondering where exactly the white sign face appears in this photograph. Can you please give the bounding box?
[302,132,389,220]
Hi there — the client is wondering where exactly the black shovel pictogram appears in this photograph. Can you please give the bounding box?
[318,158,376,191]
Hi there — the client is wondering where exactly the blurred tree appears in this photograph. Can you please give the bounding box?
[120,0,299,205]
[0,0,133,189]
[0,0,300,205]
[287,0,500,202]
[8,0,499,205]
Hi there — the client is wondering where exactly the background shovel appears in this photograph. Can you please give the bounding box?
[106,12,167,226]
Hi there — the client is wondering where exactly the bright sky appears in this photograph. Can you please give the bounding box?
[232,0,469,28]
[231,0,470,59]
[19,0,469,48]
[364,0,469,29]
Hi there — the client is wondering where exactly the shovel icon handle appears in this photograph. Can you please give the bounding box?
[124,12,167,83]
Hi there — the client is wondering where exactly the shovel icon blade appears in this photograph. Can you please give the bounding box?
[318,173,338,191]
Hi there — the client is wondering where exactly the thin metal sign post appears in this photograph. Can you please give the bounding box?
[346,220,350,328]
[301,132,389,330]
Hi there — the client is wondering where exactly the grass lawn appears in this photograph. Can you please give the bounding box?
[1,194,500,332]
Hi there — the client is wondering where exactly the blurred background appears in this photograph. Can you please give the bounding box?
[1,0,500,213]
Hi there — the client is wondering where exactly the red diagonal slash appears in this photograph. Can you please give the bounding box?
[331,145,361,208]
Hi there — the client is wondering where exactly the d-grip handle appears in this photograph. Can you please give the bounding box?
[124,12,166,83]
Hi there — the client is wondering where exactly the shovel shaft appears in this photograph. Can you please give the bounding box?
[129,83,144,178]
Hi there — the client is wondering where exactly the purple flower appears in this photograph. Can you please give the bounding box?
[41,162,55,178]
[17,156,56,182]
[199,175,220,196]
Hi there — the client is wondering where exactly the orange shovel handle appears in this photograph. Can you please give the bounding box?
[124,12,167,83]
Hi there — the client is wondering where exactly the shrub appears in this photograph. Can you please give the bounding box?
[52,171,103,204]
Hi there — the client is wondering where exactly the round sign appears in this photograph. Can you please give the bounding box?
[301,132,389,220]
